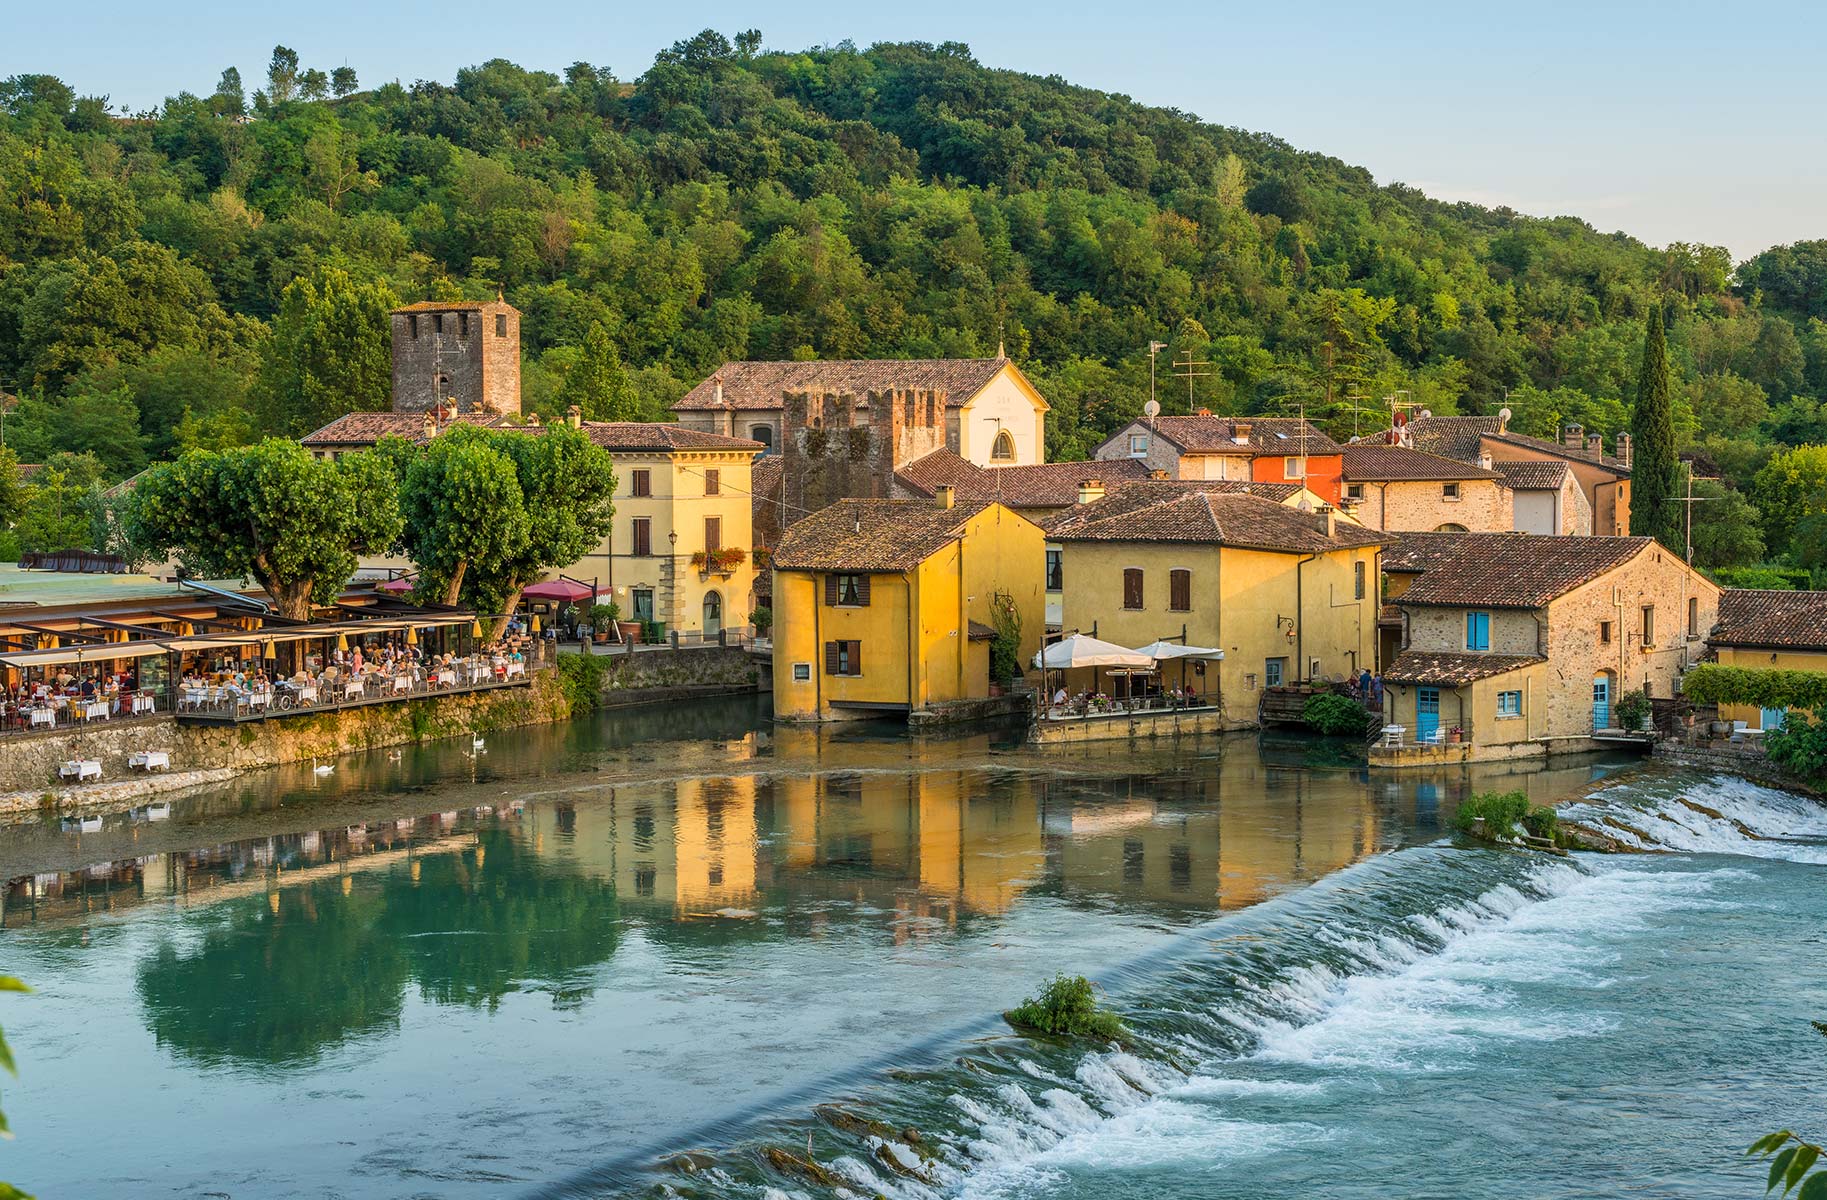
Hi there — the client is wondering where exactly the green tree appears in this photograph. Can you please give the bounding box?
[330,66,358,98]
[123,440,402,620]
[255,268,396,436]
[1754,445,1827,560]
[395,427,531,606]
[1686,479,1766,569]
[0,447,23,529]
[1631,301,1681,549]
[12,451,105,552]
[556,323,637,421]
[265,46,300,104]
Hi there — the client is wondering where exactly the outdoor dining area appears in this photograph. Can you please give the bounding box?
[1035,634,1226,721]
[0,642,171,734]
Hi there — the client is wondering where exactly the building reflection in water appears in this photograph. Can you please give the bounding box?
[0,732,1614,1068]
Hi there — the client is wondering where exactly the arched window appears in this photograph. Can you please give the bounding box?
[1434,523,1469,533]
[702,591,723,635]
[749,424,775,452]
[991,429,1016,462]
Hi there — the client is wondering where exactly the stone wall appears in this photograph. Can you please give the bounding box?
[0,675,567,793]
[582,646,761,706]
[390,301,520,415]
[1360,478,1512,534]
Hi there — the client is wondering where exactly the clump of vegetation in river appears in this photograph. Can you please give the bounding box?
[555,651,612,714]
[1,973,31,1200]
[1303,692,1370,736]
[1004,975,1128,1042]
[1455,791,1559,844]
[1746,1022,1827,1198]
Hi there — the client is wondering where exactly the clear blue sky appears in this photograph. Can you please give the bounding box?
[7,0,1820,260]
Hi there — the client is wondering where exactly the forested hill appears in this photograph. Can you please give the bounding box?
[1,30,1826,568]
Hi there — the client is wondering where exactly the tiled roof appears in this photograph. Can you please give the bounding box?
[1046,483,1390,553]
[1341,445,1502,482]
[1383,650,1545,685]
[1392,532,1652,608]
[967,619,997,641]
[1402,416,1501,462]
[1712,589,1827,651]
[300,410,508,447]
[673,358,1019,411]
[1489,429,1630,474]
[772,499,996,572]
[1120,415,1342,456]
[1381,531,1478,574]
[750,455,783,501]
[580,422,762,452]
[895,449,1151,509]
[1493,460,1570,490]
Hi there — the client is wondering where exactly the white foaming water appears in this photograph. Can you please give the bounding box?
[1564,774,1827,862]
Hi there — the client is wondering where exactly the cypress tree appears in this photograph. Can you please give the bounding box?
[1630,300,1681,550]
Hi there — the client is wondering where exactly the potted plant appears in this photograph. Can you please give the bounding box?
[1447,725,1464,744]
[1615,689,1653,733]
[588,603,619,644]
[750,605,772,637]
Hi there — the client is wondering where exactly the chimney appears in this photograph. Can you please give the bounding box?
[421,411,437,441]
[1478,450,1493,471]
[1196,407,1211,418]
[935,484,955,510]
[1231,421,1252,445]
[1616,432,1633,467]
[712,373,724,407]
[527,412,541,427]
[1077,478,1105,505]
[566,404,583,430]
[1562,422,1584,450]
[1586,433,1603,456]
[1325,508,1337,538]
[1148,469,1169,480]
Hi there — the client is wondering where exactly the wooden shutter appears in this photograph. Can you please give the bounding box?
[1169,569,1190,612]
[825,641,839,674]
[705,517,722,553]
[848,640,861,675]
[705,469,720,495]
[633,518,651,557]
[825,576,839,606]
[1123,568,1144,609]
[632,470,650,497]
[855,575,871,607]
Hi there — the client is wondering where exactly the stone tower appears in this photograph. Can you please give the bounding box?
[390,298,521,416]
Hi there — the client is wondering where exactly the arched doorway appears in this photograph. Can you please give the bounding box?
[702,591,722,637]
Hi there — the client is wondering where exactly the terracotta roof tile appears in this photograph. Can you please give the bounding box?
[1116,415,1341,456]
[674,358,1022,411]
[1402,416,1501,462]
[1384,650,1545,685]
[1493,460,1571,490]
[580,422,761,452]
[1391,532,1652,608]
[772,499,998,572]
[1712,589,1827,651]
[1046,483,1391,553]
[895,449,1151,509]
[300,410,508,447]
[1341,445,1503,481]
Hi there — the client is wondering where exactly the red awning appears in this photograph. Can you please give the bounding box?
[521,579,596,602]
[376,577,414,593]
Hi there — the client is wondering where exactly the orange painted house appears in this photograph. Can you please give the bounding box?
[1095,413,1345,507]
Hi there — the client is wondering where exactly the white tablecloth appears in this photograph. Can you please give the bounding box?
[504,661,526,679]
[60,760,102,781]
[129,751,170,772]
[132,694,156,715]
[344,680,366,699]
[81,700,109,721]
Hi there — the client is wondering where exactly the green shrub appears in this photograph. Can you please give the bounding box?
[1767,716,1827,778]
[1455,791,1531,839]
[749,605,772,634]
[1521,805,1559,840]
[1303,692,1368,736]
[1710,565,1808,591]
[1004,975,1128,1042]
[989,592,1023,685]
[556,651,610,713]
[1682,664,1827,713]
[1613,689,1653,731]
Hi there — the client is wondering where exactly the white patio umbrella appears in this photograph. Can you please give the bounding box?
[1032,634,1155,670]
[1131,640,1225,661]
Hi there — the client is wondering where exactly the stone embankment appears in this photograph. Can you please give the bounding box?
[0,768,239,818]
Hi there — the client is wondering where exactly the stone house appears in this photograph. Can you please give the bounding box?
[770,494,1046,722]
[1492,460,1592,536]
[1047,482,1390,728]
[1706,589,1827,733]
[390,298,521,416]
[1339,445,1510,532]
[1397,413,1630,535]
[1374,533,1719,765]
[1092,413,1346,506]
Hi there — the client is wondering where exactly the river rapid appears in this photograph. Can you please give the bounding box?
[0,696,1820,1199]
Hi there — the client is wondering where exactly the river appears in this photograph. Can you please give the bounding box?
[0,695,1820,1198]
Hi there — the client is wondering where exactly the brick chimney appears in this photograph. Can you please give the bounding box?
[566,404,583,430]
[1077,478,1105,505]
[1616,432,1632,467]
[1562,422,1584,450]
[935,484,955,510]
[1325,507,1337,538]
[1196,407,1211,418]
[1586,433,1603,457]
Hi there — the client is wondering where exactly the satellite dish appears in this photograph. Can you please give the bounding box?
[1143,399,1160,418]
[1419,408,1433,419]
[1499,406,1513,422]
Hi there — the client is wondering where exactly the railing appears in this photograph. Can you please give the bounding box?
[176,654,546,725]
[1377,723,1474,749]
[0,691,169,737]
[1041,694,1218,722]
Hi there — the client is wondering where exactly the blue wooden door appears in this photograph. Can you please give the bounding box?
[1417,687,1441,743]
[1761,707,1787,733]
[1592,675,1611,730]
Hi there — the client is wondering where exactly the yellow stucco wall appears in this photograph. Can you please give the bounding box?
[1056,540,1381,723]
[1715,647,1827,729]
[1383,661,1549,752]
[772,502,1046,720]
[562,448,760,634]
[954,365,1050,467]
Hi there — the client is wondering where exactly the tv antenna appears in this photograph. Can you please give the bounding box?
[1171,347,1211,411]
[1147,340,1167,414]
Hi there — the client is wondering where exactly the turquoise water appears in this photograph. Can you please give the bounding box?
[0,699,1819,1198]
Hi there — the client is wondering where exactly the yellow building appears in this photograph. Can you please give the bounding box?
[1375,532,1718,765]
[771,493,1047,721]
[1708,589,1827,733]
[1048,482,1390,727]
[562,420,764,637]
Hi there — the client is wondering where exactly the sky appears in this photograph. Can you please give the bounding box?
[6,0,1821,260]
